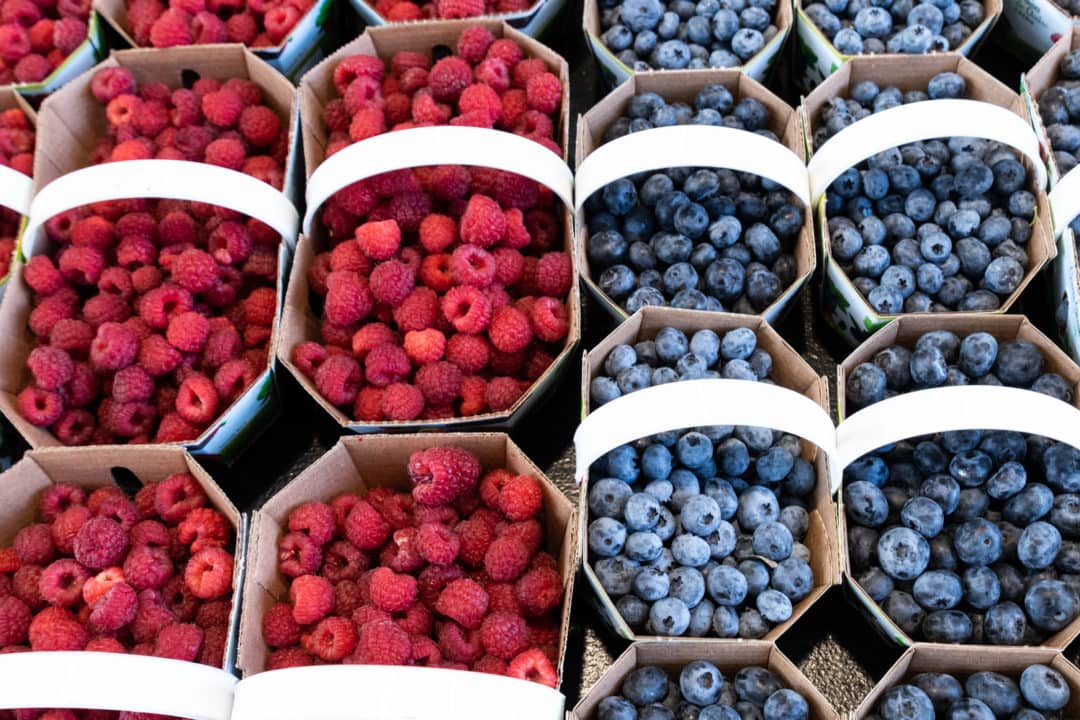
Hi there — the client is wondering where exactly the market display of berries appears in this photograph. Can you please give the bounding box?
[597,0,780,71]
[872,664,1071,719]
[803,0,986,55]
[600,86,784,142]
[261,445,564,684]
[1035,48,1080,177]
[597,662,811,720]
[588,425,817,637]
[845,329,1073,411]
[817,73,1038,315]
[123,0,313,49]
[14,66,287,444]
[0,0,89,84]
[0,474,235,667]
[0,105,33,282]
[371,0,536,23]
[589,325,775,407]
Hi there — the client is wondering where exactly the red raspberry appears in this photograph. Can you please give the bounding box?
[287,502,335,547]
[535,252,571,297]
[205,137,246,170]
[314,354,361,407]
[369,260,415,306]
[0,595,30,645]
[355,220,401,261]
[434,0,483,17]
[456,515,494,566]
[92,67,136,103]
[333,55,385,96]
[418,255,452,295]
[29,606,87,650]
[291,341,327,378]
[434,578,488,629]
[500,520,543,557]
[479,611,528,659]
[356,618,410,664]
[486,533,532,581]
[514,565,561,617]
[415,361,463,405]
[123,545,173,590]
[475,654,508,675]
[435,620,481,664]
[237,104,280,147]
[304,615,358,661]
[178,507,231,551]
[13,564,45,609]
[266,647,313,670]
[354,386,384,421]
[184,547,233,599]
[347,107,385,142]
[381,382,424,421]
[351,323,396,360]
[166,311,210,353]
[24,256,64,295]
[202,327,242,369]
[449,245,496,288]
[460,195,506,247]
[74,517,128,570]
[459,84,502,125]
[507,647,557,687]
[130,519,170,549]
[529,297,569,343]
[425,56,470,102]
[429,166,471,201]
[39,558,90,607]
[512,59,548,89]
[41,484,86,522]
[322,541,367,584]
[344,500,390,551]
[264,4,299,42]
[486,38,524,67]
[456,25,495,63]
[488,306,533,353]
[442,335,487,375]
[168,249,216,295]
[403,329,446,365]
[85,636,127,654]
[278,531,322,578]
[414,523,459,565]
[130,590,174,643]
[343,74,383,115]
[368,567,417,613]
[0,22,28,62]
[89,581,137,632]
[138,334,182,377]
[154,473,206,523]
[498,474,544,521]
[441,286,491,335]
[156,412,202,442]
[325,271,374,326]
[155,622,204,661]
[393,287,439,332]
[223,11,256,42]
[176,374,218,425]
[364,343,409,387]
[49,506,90,558]
[17,385,63,426]
[263,602,300,647]
[244,287,277,327]
[14,524,55,566]
[407,446,482,507]
[486,376,524,411]
[201,89,243,128]
[149,8,193,47]
[525,72,562,115]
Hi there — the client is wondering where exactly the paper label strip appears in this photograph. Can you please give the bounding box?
[0,652,236,720]
[22,159,299,257]
[0,164,32,217]
[1050,162,1080,235]
[807,99,1047,203]
[573,125,811,211]
[303,126,575,235]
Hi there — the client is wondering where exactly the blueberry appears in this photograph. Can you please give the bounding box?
[771,557,813,601]
[1020,665,1070,711]
[964,672,1021,718]
[1045,443,1080,492]
[676,432,713,468]
[847,363,887,410]
[878,527,931,580]
[672,534,711,567]
[921,609,973,642]
[682,495,722,537]
[994,340,1043,386]
[627,531,665,563]
[625,666,671,706]
[1024,578,1080,631]
[879,685,934,720]
[596,556,641,595]
[601,696,640,720]
[752,522,793,562]
[845,480,889,527]
[1018,521,1062,570]
[706,564,748,606]
[680,661,723,706]
[738,486,780,531]
[669,567,706,607]
[606,445,641,482]
[590,517,629,558]
[913,569,962,610]
[626,492,663,531]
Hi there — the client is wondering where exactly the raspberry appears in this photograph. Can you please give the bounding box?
[486,39,524,68]
[347,107,385,142]
[278,531,321,578]
[178,507,231,552]
[304,616,358,661]
[209,221,253,266]
[342,75,383,115]
[234,104,280,148]
[55,408,94,445]
[263,4,299,42]
[354,386,384,421]
[139,334,183,376]
[369,567,417,612]
[460,195,506,247]
[176,374,218,425]
[429,166,471,201]
[475,654,508,675]
[416,523,459,565]
[202,327,242,368]
[24,255,64,295]
[13,564,45,609]
[74,518,128,570]
[83,292,132,328]
[442,286,492,335]
[123,545,173,590]
[28,606,87,650]
[456,516,495,567]
[314,354,361,406]
[332,54,385,96]
[381,383,424,421]
[286,502,335,548]
[456,25,495,63]
[507,647,557,687]
[512,59,547,89]
[324,271,374,326]
[434,0,483,18]
[441,337,488,377]
[14,524,55,565]
[244,287,277,326]
[393,287,439,332]
[189,9,227,42]
[415,361,462,405]
[0,596,30,645]
[130,519,169,549]
[38,558,89,607]
[488,306,532,353]
[434,578,488,628]
[403,329,446,365]
[480,611,528,659]
[449,245,496,289]
[263,602,301,647]
[355,220,401,261]
[407,446,482,507]
[486,376,524,411]
[322,541,367,584]
[167,311,210,352]
[191,603,229,634]
[525,73,561,115]
[437,621,483,663]
[459,84,502,125]
[225,12,256,43]
[205,137,245,170]
[59,245,106,285]
[514,565,561,617]
[201,89,243,128]
[154,473,207,523]
[156,412,202,442]
[364,343,410,387]
[344,500,390,551]
[155,622,203,661]
[398,602,433,636]
[351,323,396,360]
[41,484,86,522]
[149,8,193,47]
[291,341,328,377]
[425,56,470,103]
[0,22,29,62]
[525,296,568,343]
[92,67,136,103]
[356,618,410,664]
[535,252,571,297]
[89,581,137,632]
[369,260,415,306]
[130,590,173,643]
[184,547,233,599]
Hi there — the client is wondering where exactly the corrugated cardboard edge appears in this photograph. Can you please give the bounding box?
[236,432,579,685]
[283,21,580,432]
[835,313,1080,650]
[853,644,1080,718]
[1,445,244,674]
[573,70,815,325]
[0,45,299,457]
[577,308,840,644]
[800,54,1057,346]
[568,641,841,720]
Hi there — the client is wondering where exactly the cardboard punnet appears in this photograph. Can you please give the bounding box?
[836,313,1080,649]
[0,45,303,461]
[569,641,841,720]
[793,0,1002,92]
[0,87,35,296]
[237,434,578,680]
[1001,0,1078,64]
[574,71,816,325]
[800,55,1056,347]
[0,445,246,719]
[854,645,1080,718]
[582,0,792,87]
[348,0,566,38]
[12,12,107,99]
[283,21,580,432]
[94,0,340,81]
[1020,26,1080,183]
[574,308,840,643]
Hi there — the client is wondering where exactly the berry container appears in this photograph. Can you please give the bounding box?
[582,0,792,87]
[0,87,36,295]
[801,55,1055,347]
[348,0,566,40]
[235,433,578,693]
[569,641,840,720]
[1000,0,1079,65]
[95,0,341,81]
[574,70,815,326]
[12,12,107,100]
[836,313,1080,648]
[0,445,245,719]
[575,309,841,642]
[793,0,1002,92]
[281,21,581,432]
[0,45,302,461]
[854,645,1080,718]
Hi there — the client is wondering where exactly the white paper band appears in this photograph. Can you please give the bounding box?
[807,99,1047,203]
[1050,163,1080,235]
[0,652,236,719]
[835,385,1080,489]
[573,379,836,483]
[230,665,565,720]
[303,126,575,235]
[573,125,811,211]
[0,163,32,217]
[23,159,299,257]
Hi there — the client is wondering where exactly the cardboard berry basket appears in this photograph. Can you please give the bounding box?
[574,346,841,642]
[800,55,1056,347]
[793,0,1002,92]
[854,644,1080,718]
[234,434,577,699]
[582,0,792,87]
[283,20,580,432]
[835,313,1080,648]
[13,12,108,100]
[0,445,246,720]
[349,0,565,39]
[0,87,35,295]
[1001,0,1079,65]
[94,0,340,81]
[569,641,840,720]
[0,45,302,460]
[573,70,816,326]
